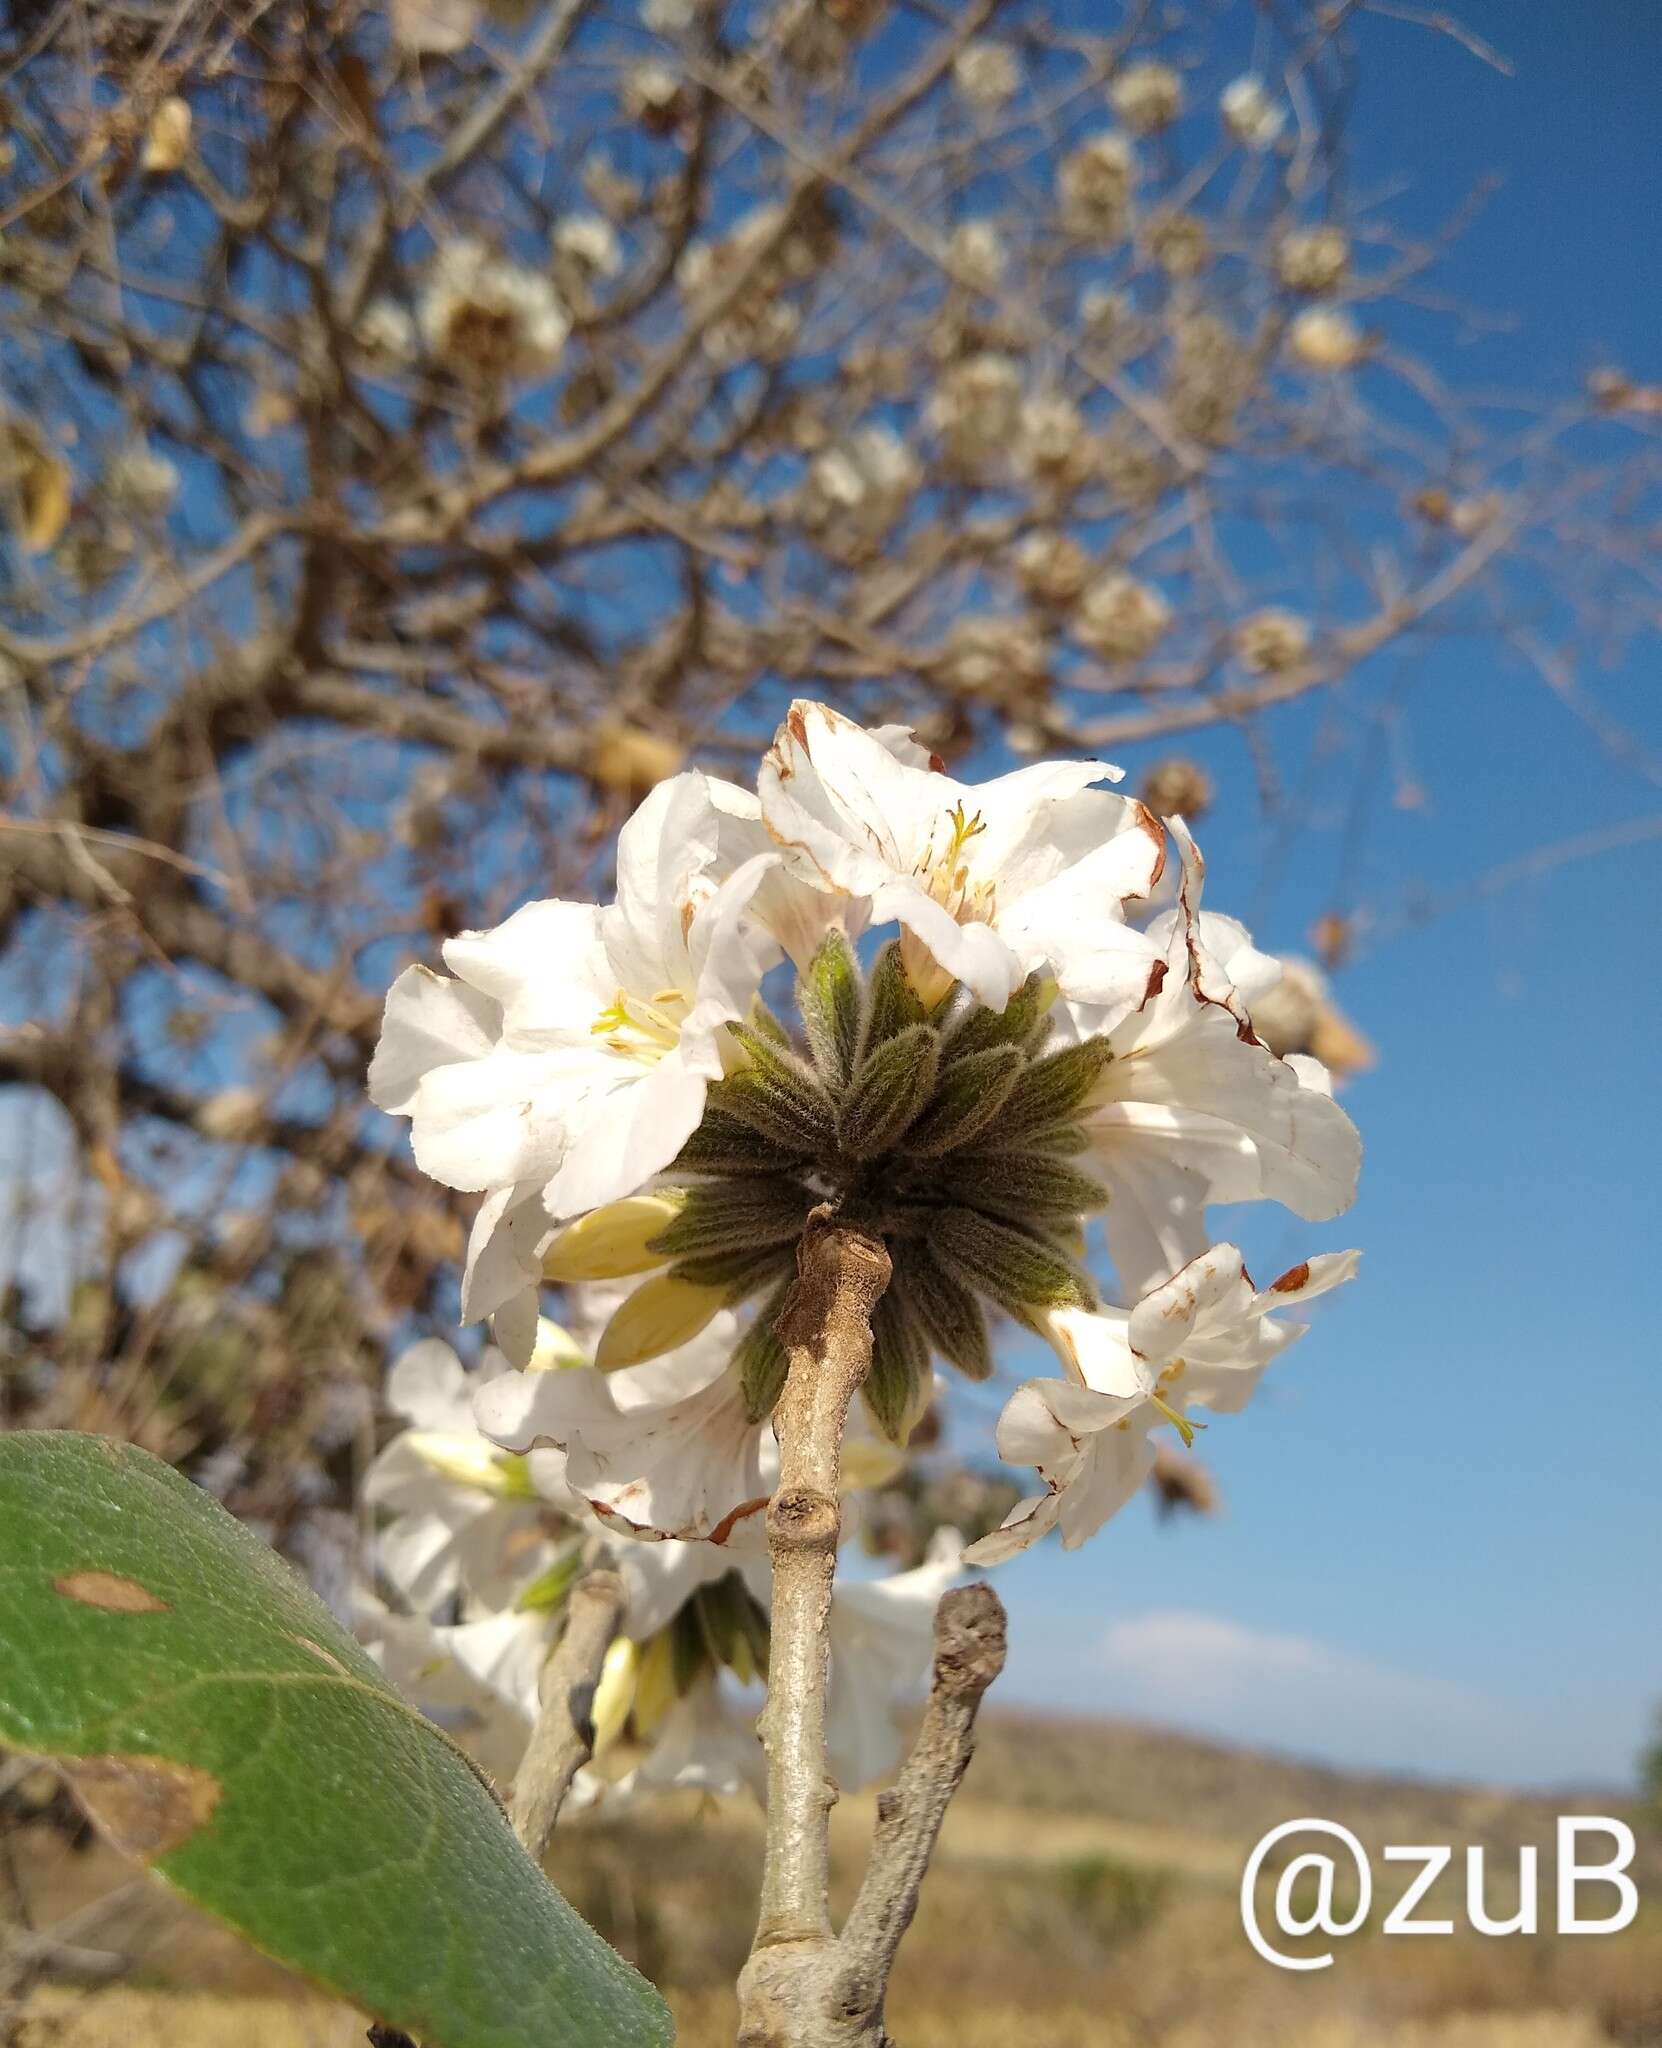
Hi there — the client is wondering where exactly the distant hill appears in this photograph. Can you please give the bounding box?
[6,1714,1659,2048]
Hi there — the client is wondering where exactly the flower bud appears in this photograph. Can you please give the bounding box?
[591,1636,641,1753]
[402,1432,532,1498]
[800,929,864,1088]
[594,1272,727,1370]
[542,1195,683,1282]
[837,1024,940,1159]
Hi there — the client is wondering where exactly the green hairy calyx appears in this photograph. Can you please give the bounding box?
[657,934,1110,1445]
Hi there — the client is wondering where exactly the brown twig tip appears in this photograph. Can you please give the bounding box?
[783,1209,892,1324]
[931,1582,1008,1700]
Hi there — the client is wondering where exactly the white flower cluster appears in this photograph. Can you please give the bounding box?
[371,703,1361,1585]
[361,1322,961,1798]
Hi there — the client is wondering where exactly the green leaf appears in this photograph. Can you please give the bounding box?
[893,1243,994,1381]
[711,1027,838,1153]
[799,930,864,1089]
[0,1432,671,2048]
[934,1206,1096,1319]
[939,973,1050,1062]
[859,940,928,1057]
[996,1038,1114,1141]
[837,1023,940,1159]
[902,1042,1024,1156]
[673,1107,807,1177]
[734,1287,792,1422]
[861,1292,931,1445]
[647,1175,811,1260]
[954,1153,1110,1225]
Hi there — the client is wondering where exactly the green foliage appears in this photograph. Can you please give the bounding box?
[893,1243,994,1381]
[860,940,930,1056]
[1054,1852,1169,1941]
[996,1039,1115,1142]
[955,1153,1110,1227]
[902,1042,1025,1156]
[710,1027,839,1153]
[735,1287,792,1422]
[862,1291,931,1444]
[801,930,865,1088]
[838,1023,941,1159]
[648,1176,811,1260]
[673,1107,808,1176]
[0,1432,672,2048]
[934,1207,1096,1319]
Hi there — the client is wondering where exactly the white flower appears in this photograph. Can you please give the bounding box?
[1063,822,1362,1294]
[967,1244,1359,1562]
[475,1310,777,1545]
[1233,607,1311,674]
[418,238,571,382]
[364,1340,578,1614]
[618,1669,765,1799]
[1277,225,1350,296]
[1109,60,1183,136]
[1289,306,1366,372]
[926,352,1023,470]
[370,769,778,1247]
[953,40,1019,110]
[757,699,1167,1015]
[1074,573,1173,663]
[104,441,179,518]
[803,424,919,544]
[824,1531,963,1788]
[552,213,623,281]
[1017,393,1091,490]
[1057,133,1136,240]
[355,297,418,364]
[1220,74,1284,149]
[947,220,1006,292]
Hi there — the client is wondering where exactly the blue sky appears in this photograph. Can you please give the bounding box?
[3,0,1654,1797]
[991,0,1662,1790]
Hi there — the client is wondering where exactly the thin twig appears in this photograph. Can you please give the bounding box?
[834,1584,1008,2026]
[509,1568,625,1865]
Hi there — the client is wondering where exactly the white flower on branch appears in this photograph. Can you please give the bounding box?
[925,352,1023,471]
[1277,225,1351,296]
[946,219,1007,292]
[967,1244,1359,1562]
[418,238,571,383]
[1058,132,1137,241]
[1073,572,1173,663]
[1062,822,1362,1294]
[1220,74,1285,148]
[757,699,1165,1014]
[1289,305,1368,371]
[1233,607,1311,674]
[1109,60,1184,136]
[952,40,1020,110]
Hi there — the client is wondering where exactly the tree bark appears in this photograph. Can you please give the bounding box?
[736,1215,1008,2047]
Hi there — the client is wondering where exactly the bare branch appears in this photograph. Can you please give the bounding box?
[509,1568,625,1866]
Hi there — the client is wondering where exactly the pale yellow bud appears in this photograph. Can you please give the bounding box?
[542,1195,683,1282]
[840,1437,907,1495]
[525,1317,587,1371]
[594,1273,726,1370]
[142,97,193,175]
[631,1629,679,1741]
[402,1431,531,1499]
[590,1636,639,1754]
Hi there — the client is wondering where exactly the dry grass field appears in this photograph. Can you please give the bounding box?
[6,1713,1658,2048]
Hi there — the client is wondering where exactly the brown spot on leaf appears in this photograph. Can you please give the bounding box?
[291,1635,350,1676]
[1270,1261,1311,1294]
[54,1571,169,1614]
[63,1756,222,1862]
